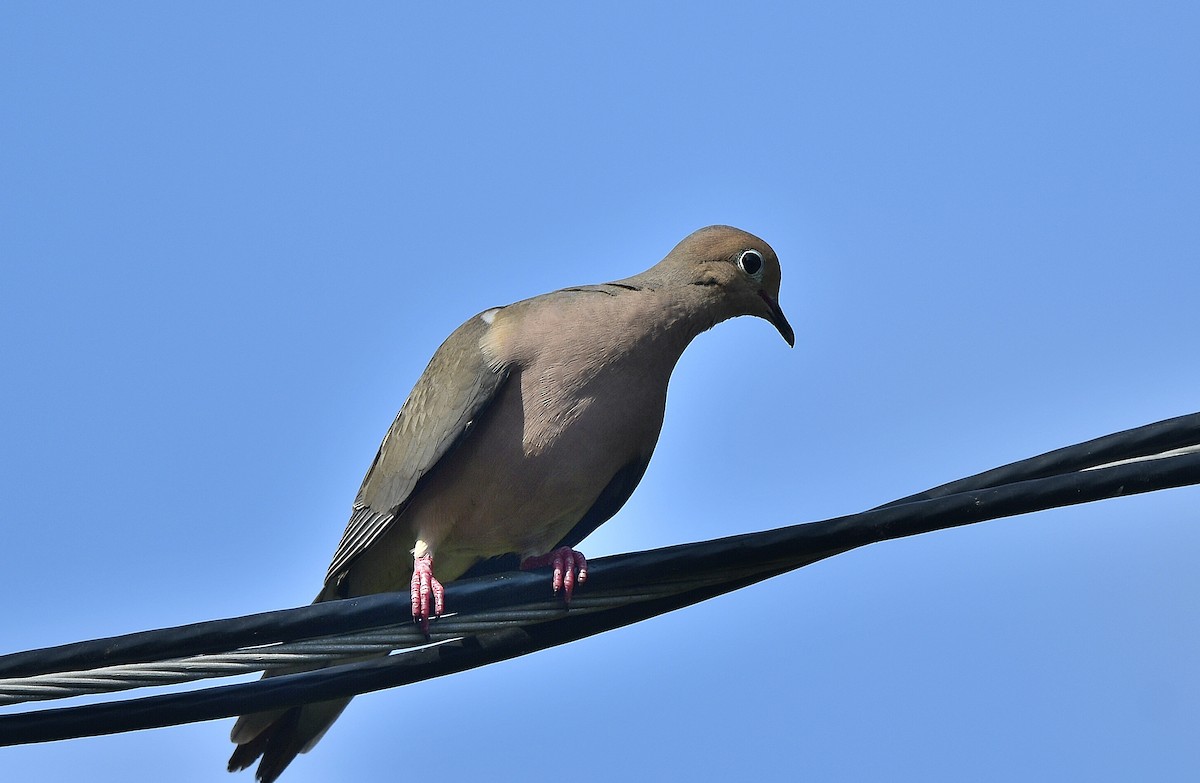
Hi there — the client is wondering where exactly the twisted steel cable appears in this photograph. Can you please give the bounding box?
[1,412,1198,746]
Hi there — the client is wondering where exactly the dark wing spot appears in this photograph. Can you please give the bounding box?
[562,287,617,297]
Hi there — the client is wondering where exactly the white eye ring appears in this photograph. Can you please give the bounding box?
[737,249,765,282]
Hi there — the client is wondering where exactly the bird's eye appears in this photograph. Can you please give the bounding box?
[737,249,764,281]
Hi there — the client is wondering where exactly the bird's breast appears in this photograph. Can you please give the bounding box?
[403,355,669,567]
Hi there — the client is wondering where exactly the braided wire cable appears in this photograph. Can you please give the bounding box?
[0,411,1197,746]
[0,568,742,706]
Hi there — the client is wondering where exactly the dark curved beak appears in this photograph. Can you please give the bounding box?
[760,291,795,347]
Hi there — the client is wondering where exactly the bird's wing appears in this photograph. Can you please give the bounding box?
[324,312,511,584]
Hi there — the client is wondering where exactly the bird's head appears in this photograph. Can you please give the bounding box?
[659,225,794,347]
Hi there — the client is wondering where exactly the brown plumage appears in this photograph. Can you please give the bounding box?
[228,225,793,781]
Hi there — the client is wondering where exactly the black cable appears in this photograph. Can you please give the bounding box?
[1,436,1197,746]
[6,411,1196,682]
[884,411,1200,505]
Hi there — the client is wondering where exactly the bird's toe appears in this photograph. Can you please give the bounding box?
[522,546,588,605]
[410,553,445,632]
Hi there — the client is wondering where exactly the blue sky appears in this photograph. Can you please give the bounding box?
[2,3,1198,781]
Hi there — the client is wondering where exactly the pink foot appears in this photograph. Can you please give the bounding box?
[521,546,588,604]
[410,553,445,629]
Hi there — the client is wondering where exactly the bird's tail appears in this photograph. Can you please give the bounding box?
[227,585,372,783]
[227,696,350,783]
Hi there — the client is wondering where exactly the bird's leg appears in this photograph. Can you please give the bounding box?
[410,551,444,631]
[520,546,588,605]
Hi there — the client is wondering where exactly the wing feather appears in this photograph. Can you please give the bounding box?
[324,313,511,584]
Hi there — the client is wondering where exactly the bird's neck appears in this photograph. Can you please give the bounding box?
[601,281,727,369]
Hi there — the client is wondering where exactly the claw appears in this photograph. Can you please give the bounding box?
[410,553,444,633]
[521,546,588,605]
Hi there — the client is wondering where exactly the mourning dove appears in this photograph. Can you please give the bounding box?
[228,224,793,781]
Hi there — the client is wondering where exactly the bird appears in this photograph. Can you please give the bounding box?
[227,224,793,782]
